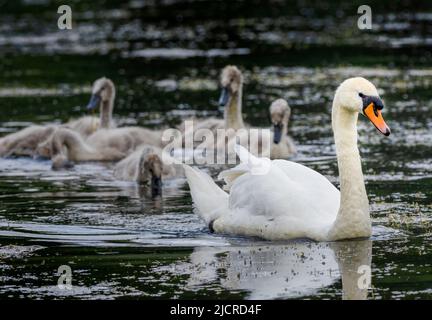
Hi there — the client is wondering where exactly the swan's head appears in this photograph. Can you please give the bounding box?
[335,77,390,136]
[52,154,74,170]
[219,65,243,107]
[86,77,115,111]
[32,127,56,159]
[35,140,52,159]
[270,99,291,144]
[139,153,163,196]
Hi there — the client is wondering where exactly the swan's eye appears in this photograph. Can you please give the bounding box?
[359,93,365,98]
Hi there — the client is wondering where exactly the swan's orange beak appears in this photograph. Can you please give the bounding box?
[363,102,391,136]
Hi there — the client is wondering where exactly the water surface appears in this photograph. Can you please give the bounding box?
[0,0,431,300]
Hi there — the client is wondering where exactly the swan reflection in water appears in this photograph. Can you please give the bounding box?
[157,240,372,300]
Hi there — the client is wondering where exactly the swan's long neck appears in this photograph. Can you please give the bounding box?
[100,98,113,129]
[282,114,289,137]
[328,103,371,240]
[224,86,244,130]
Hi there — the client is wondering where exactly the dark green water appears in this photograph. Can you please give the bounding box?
[0,0,431,299]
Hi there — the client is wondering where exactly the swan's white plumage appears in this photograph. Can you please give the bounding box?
[185,145,339,240]
[224,159,340,240]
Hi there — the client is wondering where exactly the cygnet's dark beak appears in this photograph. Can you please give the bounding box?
[86,94,101,111]
[151,176,162,197]
[273,123,283,144]
[218,87,230,107]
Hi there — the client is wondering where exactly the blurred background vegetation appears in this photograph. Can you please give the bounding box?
[0,0,430,128]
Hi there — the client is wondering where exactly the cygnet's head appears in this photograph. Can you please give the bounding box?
[35,139,52,159]
[86,77,115,111]
[269,99,291,144]
[139,152,163,196]
[218,65,243,107]
[52,154,74,170]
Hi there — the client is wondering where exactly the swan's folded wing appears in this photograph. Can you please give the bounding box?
[272,159,340,215]
[272,160,339,193]
[226,159,340,221]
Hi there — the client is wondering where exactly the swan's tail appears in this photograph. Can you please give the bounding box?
[183,165,228,225]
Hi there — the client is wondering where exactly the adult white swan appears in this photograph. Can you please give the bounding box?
[183,77,390,241]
